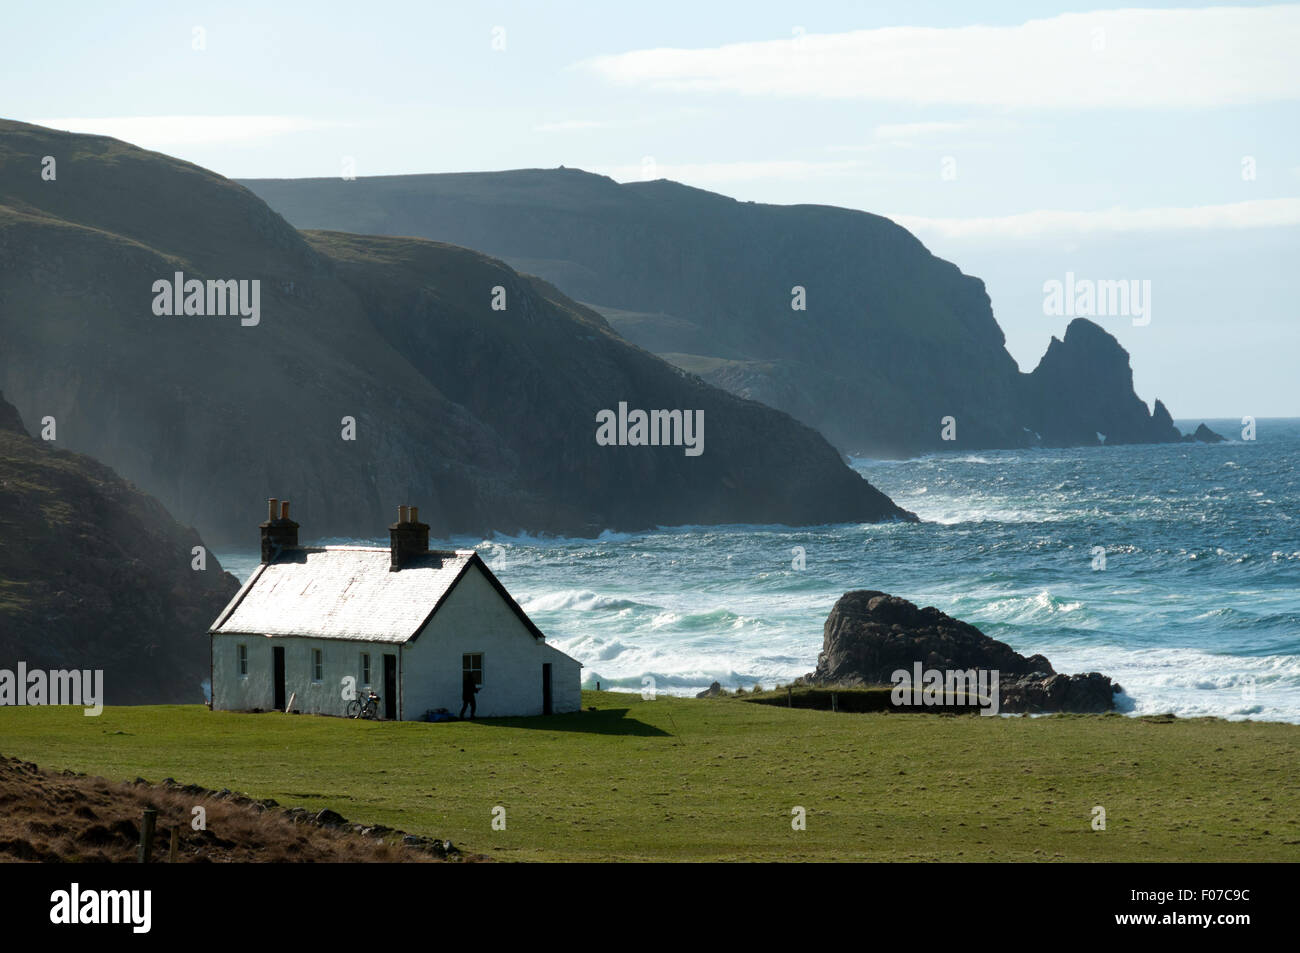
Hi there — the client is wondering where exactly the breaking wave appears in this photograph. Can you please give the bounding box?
[215,420,1300,721]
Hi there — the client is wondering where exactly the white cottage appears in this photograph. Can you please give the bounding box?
[209,500,582,720]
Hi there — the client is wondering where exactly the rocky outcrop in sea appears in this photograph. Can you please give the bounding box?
[803,590,1121,714]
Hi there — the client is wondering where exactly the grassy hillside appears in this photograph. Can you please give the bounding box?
[0,119,911,541]
[0,393,239,703]
[307,229,912,529]
[2,693,1295,862]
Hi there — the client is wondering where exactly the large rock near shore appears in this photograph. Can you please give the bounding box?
[809,590,1050,683]
[805,590,1119,713]
[998,671,1117,714]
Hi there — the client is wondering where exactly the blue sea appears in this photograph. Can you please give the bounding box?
[218,418,1300,723]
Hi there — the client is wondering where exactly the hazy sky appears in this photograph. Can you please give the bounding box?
[6,0,1297,416]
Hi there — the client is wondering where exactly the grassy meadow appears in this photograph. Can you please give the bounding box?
[2,691,1296,862]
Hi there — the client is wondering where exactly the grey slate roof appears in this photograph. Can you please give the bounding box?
[210,547,484,643]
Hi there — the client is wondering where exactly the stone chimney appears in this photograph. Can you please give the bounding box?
[260,498,300,562]
[389,504,429,570]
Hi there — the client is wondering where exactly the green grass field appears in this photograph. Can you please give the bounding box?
[2,692,1297,861]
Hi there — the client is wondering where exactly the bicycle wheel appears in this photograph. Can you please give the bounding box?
[345,699,362,718]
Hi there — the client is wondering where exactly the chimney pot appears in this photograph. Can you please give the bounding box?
[389,503,429,570]
[261,497,299,563]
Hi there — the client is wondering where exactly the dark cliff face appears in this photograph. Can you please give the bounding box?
[242,168,1199,457]
[0,120,912,543]
[243,169,1027,456]
[0,393,240,703]
[1022,318,1183,447]
[309,231,913,529]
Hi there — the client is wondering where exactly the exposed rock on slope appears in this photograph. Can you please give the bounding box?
[0,119,913,543]
[242,168,1218,456]
[805,590,1119,713]
[0,393,239,703]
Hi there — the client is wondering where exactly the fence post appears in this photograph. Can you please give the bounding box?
[137,809,157,863]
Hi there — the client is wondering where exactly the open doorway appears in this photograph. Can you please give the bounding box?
[383,654,397,719]
[273,646,286,711]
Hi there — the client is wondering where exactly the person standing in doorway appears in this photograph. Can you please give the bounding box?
[460,670,480,719]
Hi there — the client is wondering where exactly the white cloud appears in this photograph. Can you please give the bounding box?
[532,119,608,132]
[31,115,349,147]
[888,198,1300,240]
[580,5,1300,108]
[532,108,706,134]
[873,120,984,140]
[823,143,884,154]
[867,118,1019,149]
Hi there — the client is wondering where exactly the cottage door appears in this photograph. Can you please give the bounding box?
[383,654,398,720]
[272,646,286,711]
[542,663,553,715]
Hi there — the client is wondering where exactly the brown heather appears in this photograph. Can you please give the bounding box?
[0,756,478,863]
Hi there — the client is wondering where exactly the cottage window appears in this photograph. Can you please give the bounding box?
[237,644,248,677]
[360,652,371,686]
[463,653,483,686]
[312,648,323,682]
